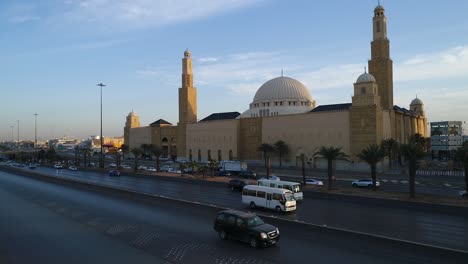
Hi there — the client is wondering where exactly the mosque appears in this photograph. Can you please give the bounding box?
[124,4,428,170]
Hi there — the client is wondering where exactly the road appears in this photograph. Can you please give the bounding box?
[0,170,466,264]
[3,165,468,252]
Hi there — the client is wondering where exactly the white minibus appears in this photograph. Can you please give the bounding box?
[242,185,296,213]
[257,179,303,201]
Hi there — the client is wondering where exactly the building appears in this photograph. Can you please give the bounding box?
[124,4,428,170]
[431,121,465,158]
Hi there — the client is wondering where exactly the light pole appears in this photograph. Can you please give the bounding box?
[34,113,38,149]
[97,83,106,168]
[10,126,14,143]
[16,120,20,150]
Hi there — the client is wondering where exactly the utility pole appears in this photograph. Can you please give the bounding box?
[16,120,20,150]
[97,83,106,168]
[10,126,14,143]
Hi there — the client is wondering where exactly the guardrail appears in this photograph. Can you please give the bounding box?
[416,170,465,177]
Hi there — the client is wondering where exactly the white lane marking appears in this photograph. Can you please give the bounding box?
[391,180,398,183]
[382,179,389,183]
[444,183,452,187]
[400,180,408,184]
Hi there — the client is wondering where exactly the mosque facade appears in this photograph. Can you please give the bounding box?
[124,4,428,169]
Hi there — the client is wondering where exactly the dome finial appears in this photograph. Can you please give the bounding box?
[364,67,367,74]
[281,69,284,77]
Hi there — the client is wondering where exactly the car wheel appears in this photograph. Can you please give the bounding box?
[275,206,282,213]
[219,230,227,240]
[250,237,258,248]
[352,183,357,187]
[250,202,256,209]
[368,184,372,188]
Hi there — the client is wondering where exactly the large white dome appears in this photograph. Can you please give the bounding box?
[253,76,312,102]
[239,76,315,119]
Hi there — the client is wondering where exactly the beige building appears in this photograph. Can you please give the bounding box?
[124,4,428,169]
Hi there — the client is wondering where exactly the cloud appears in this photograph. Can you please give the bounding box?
[197,57,218,63]
[4,3,41,24]
[395,46,468,82]
[51,0,263,30]
[9,15,40,24]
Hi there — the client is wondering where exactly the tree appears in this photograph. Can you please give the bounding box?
[121,144,129,160]
[179,162,186,177]
[257,143,274,168]
[381,138,397,169]
[313,146,348,191]
[208,159,219,177]
[140,144,150,158]
[187,160,198,174]
[131,148,143,172]
[401,141,424,199]
[45,147,57,163]
[274,140,289,168]
[410,133,430,153]
[358,144,386,191]
[151,145,163,171]
[455,142,468,199]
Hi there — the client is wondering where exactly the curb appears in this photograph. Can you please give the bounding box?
[1,166,467,255]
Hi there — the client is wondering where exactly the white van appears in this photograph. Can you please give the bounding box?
[242,185,296,213]
[257,179,303,201]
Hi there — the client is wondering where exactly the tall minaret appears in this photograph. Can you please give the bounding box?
[124,110,140,147]
[177,49,197,159]
[368,4,393,111]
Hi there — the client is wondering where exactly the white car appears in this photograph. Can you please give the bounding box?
[459,190,467,197]
[305,179,323,186]
[53,164,63,169]
[109,163,117,168]
[167,168,182,174]
[159,165,172,172]
[145,167,157,172]
[68,166,78,171]
[121,164,132,169]
[352,179,380,188]
[137,165,147,170]
[259,175,280,181]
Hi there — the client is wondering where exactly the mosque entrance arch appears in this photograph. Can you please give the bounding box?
[161,138,169,158]
[170,137,177,161]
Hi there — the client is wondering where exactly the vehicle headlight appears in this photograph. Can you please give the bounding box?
[276,228,279,235]
[260,232,268,239]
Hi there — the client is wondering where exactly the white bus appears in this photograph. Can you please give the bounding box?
[242,185,296,213]
[257,179,303,201]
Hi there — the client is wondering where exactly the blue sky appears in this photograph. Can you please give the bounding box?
[1,0,468,141]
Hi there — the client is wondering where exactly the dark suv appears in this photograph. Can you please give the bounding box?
[213,210,280,248]
[227,179,247,191]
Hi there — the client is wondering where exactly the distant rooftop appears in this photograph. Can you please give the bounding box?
[150,119,172,126]
[309,103,352,113]
[200,112,241,122]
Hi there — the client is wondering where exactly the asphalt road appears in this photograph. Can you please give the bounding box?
[3,165,468,252]
[0,170,466,264]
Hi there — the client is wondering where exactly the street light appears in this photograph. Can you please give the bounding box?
[34,113,39,149]
[16,120,19,150]
[97,83,106,168]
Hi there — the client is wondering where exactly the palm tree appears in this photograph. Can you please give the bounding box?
[188,160,198,174]
[140,144,150,159]
[274,140,289,168]
[401,141,424,198]
[455,142,468,199]
[208,159,219,176]
[381,138,397,169]
[151,145,163,171]
[121,144,129,160]
[313,146,348,191]
[257,143,274,168]
[358,144,386,191]
[179,162,186,177]
[131,148,143,172]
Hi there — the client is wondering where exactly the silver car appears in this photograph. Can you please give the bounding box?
[305,179,324,186]
[352,179,380,188]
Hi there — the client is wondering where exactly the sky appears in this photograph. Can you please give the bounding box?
[1,0,468,141]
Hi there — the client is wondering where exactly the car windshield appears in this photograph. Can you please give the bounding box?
[293,184,301,193]
[246,216,264,227]
[284,193,295,201]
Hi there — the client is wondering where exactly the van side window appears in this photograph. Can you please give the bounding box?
[248,190,256,197]
[273,193,282,200]
[277,185,283,189]
[270,183,276,188]
[283,185,292,191]
[236,218,245,228]
[257,191,266,198]
[227,215,236,225]
[242,188,248,195]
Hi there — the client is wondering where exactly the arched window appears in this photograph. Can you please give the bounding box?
[229,150,233,160]
[218,149,222,161]
[198,149,201,162]
[189,149,192,162]
[361,87,366,95]
[207,149,212,161]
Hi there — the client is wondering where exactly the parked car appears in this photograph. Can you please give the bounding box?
[227,179,247,191]
[68,166,78,171]
[159,165,172,172]
[305,178,323,186]
[137,165,147,170]
[108,170,121,177]
[29,164,37,169]
[109,163,117,168]
[120,164,132,169]
[167,168,181,174]
[459,190,467,197]
[53,164,63,169]
[352,179,380,188]
[145,167,157,172]
[213,209,280,248]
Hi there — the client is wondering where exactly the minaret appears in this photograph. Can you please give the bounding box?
[124,110,140,147]
[368,4,393,110]
[177,49,197,159]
